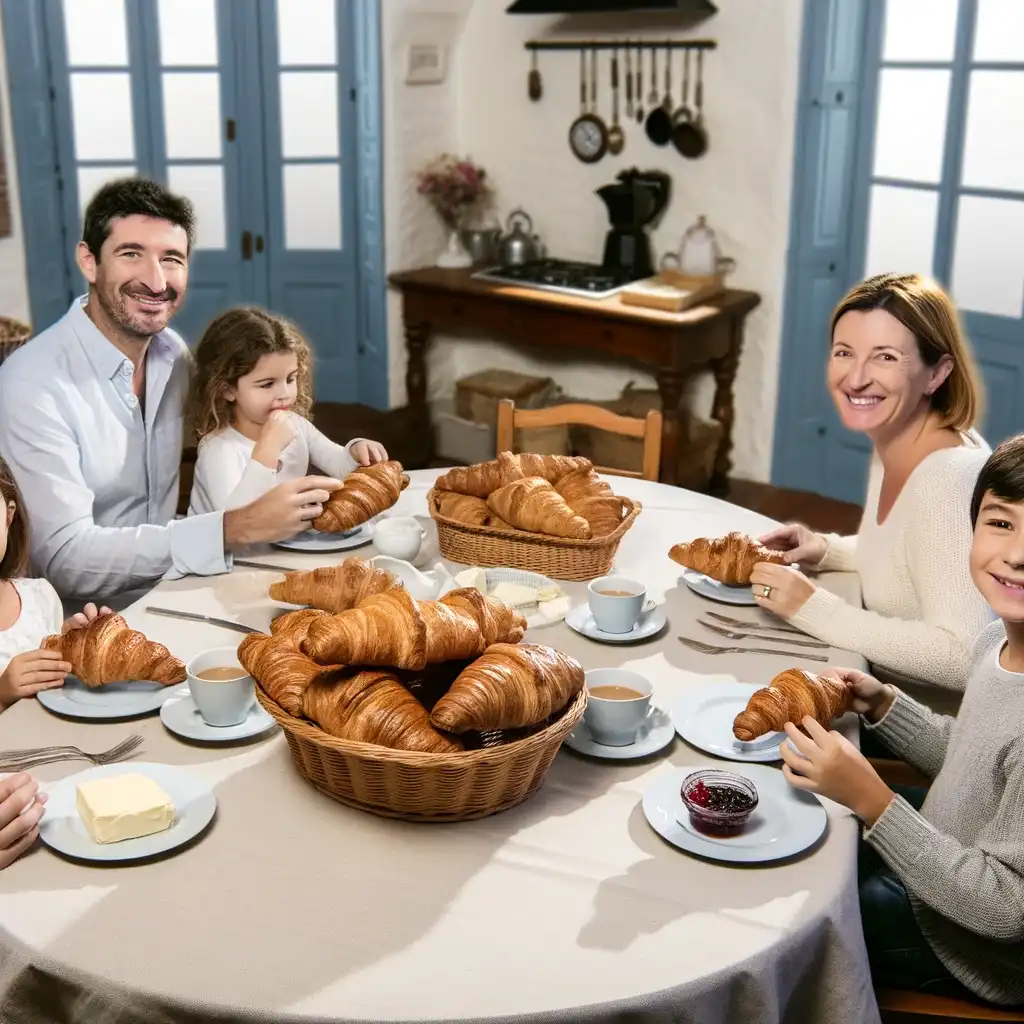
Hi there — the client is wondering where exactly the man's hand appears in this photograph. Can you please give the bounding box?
[0,650,72,708]
[349,439,388,466]
[252,411,296,470]
[780,717,894,825]
[62,602,114,634]
[0,773,46,869]
[223,475,342,547]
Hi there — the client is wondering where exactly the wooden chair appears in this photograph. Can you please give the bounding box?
[877,989,1024,1020]
[495,398,663,481]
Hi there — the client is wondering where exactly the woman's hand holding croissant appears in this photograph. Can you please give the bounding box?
[749,562,816,618]
[758,524,827,568]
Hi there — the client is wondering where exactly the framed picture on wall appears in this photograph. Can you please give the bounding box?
[406,43,447,85]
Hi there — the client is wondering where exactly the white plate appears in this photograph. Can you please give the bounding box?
[39,762,217,862]
[37,677,178,721]
[565,603,667,644]
[672,682,783,763]
[564,707,675,760]
[642,763,827,864]
[681,569,758,606]
[273,524,372,553]
[160,689,277,743]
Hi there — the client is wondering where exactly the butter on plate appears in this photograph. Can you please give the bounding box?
[76,773,176,845]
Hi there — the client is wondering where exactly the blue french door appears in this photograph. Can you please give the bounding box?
[774,0,1024,503]
[3,0,370,403]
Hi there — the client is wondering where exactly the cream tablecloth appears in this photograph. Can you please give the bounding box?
[0,472,880,1024]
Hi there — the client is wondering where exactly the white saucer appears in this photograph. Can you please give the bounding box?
[565,603,667,644]
[564,707,675,760]
[273,524,372,553]
[642,763,827,864]
[681,569,758,606]
[672,682,783,763]
[39,762,217,862]
[37,677,178,721]
[160,688,277,743]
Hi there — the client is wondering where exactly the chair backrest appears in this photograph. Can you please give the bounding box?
[495,398,663,481]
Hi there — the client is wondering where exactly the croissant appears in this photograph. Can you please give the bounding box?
[487,477,591,539]
[514,452,592,484]
[732,668,849,742]
[303,669,462,753]
[554,468,624,538]
[669,531,788,585]
[269,557,400,612]
[42,614,185,688]
[433,451,524,499]
[439,588,527,646]
[238,630,342,715]
[431,490,511,530]
[311,460,409,533]
[430,642,585,733]
[269,608,329,638]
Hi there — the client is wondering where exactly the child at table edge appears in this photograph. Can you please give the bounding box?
[780,432,1024,1007]
[185,307,388,516]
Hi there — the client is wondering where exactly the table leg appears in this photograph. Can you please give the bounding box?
[709,319,742,495]
[655,369,685,486]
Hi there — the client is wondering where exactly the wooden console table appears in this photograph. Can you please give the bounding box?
[388,267,760,490]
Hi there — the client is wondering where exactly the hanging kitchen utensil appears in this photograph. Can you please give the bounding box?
[635,44,645,123]
[528,48,542,102]
[644,44,673,146]
[676,48,709,158]
[671,47,696,155]
[608,47,625,155]
[568,47,608,164]
[624,45,633,120]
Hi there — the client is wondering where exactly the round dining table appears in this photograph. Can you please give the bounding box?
[0,470,881,1024]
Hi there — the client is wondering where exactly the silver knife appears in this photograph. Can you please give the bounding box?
[145,606,261,634]
[233,559,294,573]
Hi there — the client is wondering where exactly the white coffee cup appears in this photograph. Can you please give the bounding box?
[583,668,654,746]
[373,516,426,561]
[587,575,647,634]
[186,647,256,728]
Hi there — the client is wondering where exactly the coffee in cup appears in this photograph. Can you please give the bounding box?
[186,646,256,727]
[583,668,653,745]
[587,575,647,634]
[373,516,426,561]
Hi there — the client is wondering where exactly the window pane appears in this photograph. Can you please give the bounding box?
[951,196,1024,318]
[77,165,135,219]
[70,73,135,161]
[280,72,339,158]
[277,0,336,66]
[872,69,950,183]
[973,0,1024,62]
[158,0,218,67]
[882,0,958,62]
[162,73,222,160]
[864,185,938,278]
[961,71,1024,193]
[283,164,341,249]
[167,164,225,249]
[63,0,128,67]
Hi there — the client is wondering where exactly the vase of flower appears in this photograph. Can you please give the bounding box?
[417,154,492,269]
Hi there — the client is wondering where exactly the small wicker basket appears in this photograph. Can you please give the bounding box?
[255,685,587,822]
[0,317,30,365]
[428,488,641,581]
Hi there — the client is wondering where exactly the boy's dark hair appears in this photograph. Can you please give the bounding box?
[971,434,1024,525]
[0,457,29,579]
[82,177,196,260]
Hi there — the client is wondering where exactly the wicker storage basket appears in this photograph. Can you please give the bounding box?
[428,488,642,580]
[0,317,30,365]
[255,685,587,822]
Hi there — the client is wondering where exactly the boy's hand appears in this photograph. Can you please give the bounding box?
[781,717,894,825]
[0,650,72,707]
[252,411,296,468]
[831,667,895,722]
[350,440,388,466]
[62,602,114,634]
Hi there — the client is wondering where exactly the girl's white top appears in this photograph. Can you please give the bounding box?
[0,577,64,676]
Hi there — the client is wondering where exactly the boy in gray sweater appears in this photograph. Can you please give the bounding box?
[780,433,1024,1006]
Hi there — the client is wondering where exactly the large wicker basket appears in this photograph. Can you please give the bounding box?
[428,488,641,581]
[255,685,587,822]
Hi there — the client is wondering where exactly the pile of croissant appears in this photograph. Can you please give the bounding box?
[312,459,410,533]
[669,531,787,585]
[243,559,585,754]
[733,668,849,741]
[430,451,626,541]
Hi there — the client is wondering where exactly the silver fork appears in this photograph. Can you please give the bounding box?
[705,611,803,635]
[699,619,829,649]
[0,735,143,773]
[678,635,829,663]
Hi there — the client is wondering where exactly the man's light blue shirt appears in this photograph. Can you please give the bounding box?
[0,297,228,602]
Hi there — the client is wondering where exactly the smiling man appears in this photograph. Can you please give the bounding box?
[0,178,340,606]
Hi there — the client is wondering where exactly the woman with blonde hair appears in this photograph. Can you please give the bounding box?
[754,273,993,711]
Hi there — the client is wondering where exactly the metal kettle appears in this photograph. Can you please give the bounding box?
[498,208,542,266]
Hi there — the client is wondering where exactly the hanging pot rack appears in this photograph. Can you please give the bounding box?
[525,39,716,52]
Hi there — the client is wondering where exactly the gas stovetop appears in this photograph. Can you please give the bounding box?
[473,259,644,299]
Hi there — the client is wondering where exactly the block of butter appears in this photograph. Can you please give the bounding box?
[454,566,489,593]
[76,773,176,845]
[490,581,540,609]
